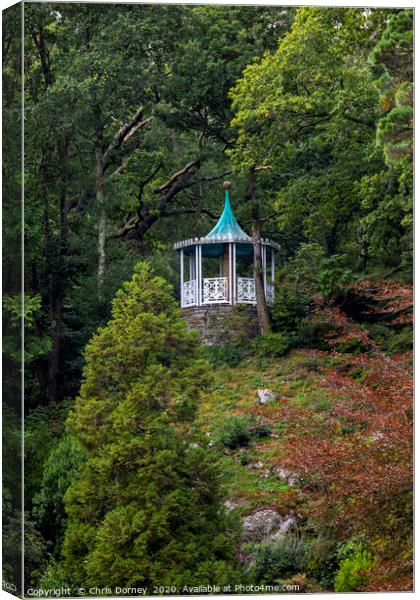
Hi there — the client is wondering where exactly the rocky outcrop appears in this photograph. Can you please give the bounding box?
[242,509,296,543]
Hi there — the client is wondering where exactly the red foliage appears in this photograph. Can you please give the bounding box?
[351,279,413,325]
[274,350,413,590]
[303,300,374,349]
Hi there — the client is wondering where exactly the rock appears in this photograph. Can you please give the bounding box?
[249,461,264,469]
[256,389,277,405]
[271,515,297,539]
[272,466,299,486]
[248,461,270,478]
[242,509,296,543]
[224,500,238,512]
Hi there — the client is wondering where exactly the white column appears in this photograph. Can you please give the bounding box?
[232,243,236,305]
[180,249,184,308]
[228,243,232,305]
[271,248,275,283]
[189,254,194,281]
[198,244,202,306]
[262,243,267,298]
[195,245,199,306]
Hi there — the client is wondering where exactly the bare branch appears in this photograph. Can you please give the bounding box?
[154,160,201,193]
[162,207,218,219]
[101,108,152,169]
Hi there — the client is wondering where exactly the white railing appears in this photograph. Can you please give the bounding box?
[202,277,228,304]
[182,277,274,307]
[266,283,275,306]
[182,280,196,307]
[237,277,256,304]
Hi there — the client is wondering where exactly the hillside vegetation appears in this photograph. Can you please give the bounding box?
[198,341,412,591]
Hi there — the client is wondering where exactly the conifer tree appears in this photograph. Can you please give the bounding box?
[58,263,241,589]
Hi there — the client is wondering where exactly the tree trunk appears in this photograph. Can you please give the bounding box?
[45,138,69,404]
[252,218,271,334]
[46,299,62,404]
[246,168,271,334]
[95,142,107,303]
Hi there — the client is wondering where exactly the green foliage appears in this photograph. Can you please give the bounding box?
[248,532,308,584]
[364,323,412,355]
[317,255,354,301]
[251,332,291,358]
[24,401,73,506]
[67,262,210,450]
[334,542,374,592]
[370,10,413,169]
[2,405,22,585]
[5,4,412,591]
[230,7,412,276]
[249,422,272,439]
[207,343,245,368]
[214,415,253,449]
[24,515,48,589]
[3,293,51,363]
[58,263,241,587]
[388,327,413,354]
[33,435,86,548]
[62,418,241,589]
[300,534,339,590]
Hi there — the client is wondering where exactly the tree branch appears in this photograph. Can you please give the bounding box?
[162,207,218,219]
[101,108,152,169]
[154,160,201,193]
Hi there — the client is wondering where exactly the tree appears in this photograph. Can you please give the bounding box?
[56,263,241,589]
[228,7,413,274]
[280,349,412,590]
[358,9,413,276]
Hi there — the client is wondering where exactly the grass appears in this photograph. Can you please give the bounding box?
[196,349,342,515]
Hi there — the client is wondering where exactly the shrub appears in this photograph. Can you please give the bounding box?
[297,318,332,351]
[214,415,253,449]
[318,255,353,301]
[364,323,412,354]
[334,543,374,592]
[271,284,311,336]
[388,326,413,354]
[207,343,244,367]
[300,534,339,590]
[249,423,272,439]
[251,332,291,358]
[249,532,308,584]
[33,435,86,547]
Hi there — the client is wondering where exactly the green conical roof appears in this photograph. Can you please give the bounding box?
[204,189,251,242]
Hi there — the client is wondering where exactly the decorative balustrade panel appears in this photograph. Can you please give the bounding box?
[183,277,273,307]
[202,277,228,304]
[182,280,197,307]
[266,283,275,306]
[237,277,256,304]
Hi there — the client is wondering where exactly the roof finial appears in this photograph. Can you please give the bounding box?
[203,180,251,242]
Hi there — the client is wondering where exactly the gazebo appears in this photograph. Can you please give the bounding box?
[174,182,279,309]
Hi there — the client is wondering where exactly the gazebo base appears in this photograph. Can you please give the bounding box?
[181,304,259,346]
